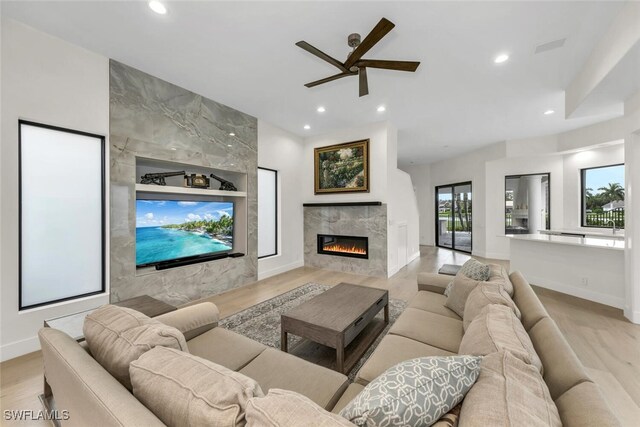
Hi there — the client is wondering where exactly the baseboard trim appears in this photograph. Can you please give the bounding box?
[257,260,305,281]
[624,308,640,324]
[527,274,625,309]
[408,251,421,263]
[1,335,40,362]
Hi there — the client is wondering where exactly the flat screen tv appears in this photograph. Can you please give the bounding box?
[136,199,234,268]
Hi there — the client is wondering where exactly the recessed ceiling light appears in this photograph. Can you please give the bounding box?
[303,124,311,130]
[317,106,326,113]
[170,147,177,151]
[377,105,386,112]
[230,163,235,166]
[494,53,509,64]
[229,132,235,136]
[544,109,555,115]
[148,1,167,14]
[227,144,232,147]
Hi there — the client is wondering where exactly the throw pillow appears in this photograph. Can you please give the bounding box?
[459,352,561,427]
[463,282,521,331]
[130,346,264,427]
[487,263,515,297]
[444,281,453,297]
[459,259,490,281]
[340,355,482,427]
[445,274,482,318]
[459,304,543,374]
[83,304,188,390]
[432,404,461,427]
[246,389,354,427]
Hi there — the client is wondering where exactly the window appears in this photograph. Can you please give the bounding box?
[258,167,278,258]
[19,121,105,310]
[505,173,550,235]
[581,164,625,229]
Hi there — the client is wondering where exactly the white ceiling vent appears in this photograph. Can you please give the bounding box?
[534,38,566,54]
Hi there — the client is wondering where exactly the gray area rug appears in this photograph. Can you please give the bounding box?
[220,283,407,380]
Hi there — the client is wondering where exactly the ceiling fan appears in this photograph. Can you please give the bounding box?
[296,18,420,97]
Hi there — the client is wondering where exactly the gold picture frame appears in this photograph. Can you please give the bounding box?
[314,139,370,194]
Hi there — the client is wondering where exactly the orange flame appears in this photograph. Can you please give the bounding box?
[322,243,367,255]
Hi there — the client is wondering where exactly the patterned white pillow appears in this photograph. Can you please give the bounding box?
[444,281,453,297]
[340,356,482,426]
[459,259,490,281]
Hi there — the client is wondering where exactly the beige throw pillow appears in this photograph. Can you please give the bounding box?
[460,304,543,374]
[83,304,188,389]
[445,274,482,318]
[130,346,264,427]
[459,352,561,427]
[246,389,353,427]
[462,283,521,331]
[487,263,514,297]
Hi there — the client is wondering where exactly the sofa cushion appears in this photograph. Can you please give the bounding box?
[408,291,460,319]
[388,308,463,352]
[331,383,366,414]
[417,272,452,294]
[459,259,491,281]
[459,352,561,427]
[188,327,266,371]
[341,356,481,427]
[239,348,348,410]
[130,346,263,427]
[462,282,520,331]
[554,382,621,427]
[83,305,188,390]
[528,317,592,400]
[459,304,543,374]
[510,271,550,331]
[487,263,514,296]
[355,334,455,386]
[445,274,482,318]
[246,389,354,427]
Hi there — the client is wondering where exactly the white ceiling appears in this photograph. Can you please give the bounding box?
[2,1,631,164]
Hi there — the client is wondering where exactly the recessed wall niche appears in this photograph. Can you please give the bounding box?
[110,60,257,306]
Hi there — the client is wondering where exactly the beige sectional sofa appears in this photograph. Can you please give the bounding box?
[39,268,620,426]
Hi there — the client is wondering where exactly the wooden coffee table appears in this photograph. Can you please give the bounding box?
[281,283,389,374]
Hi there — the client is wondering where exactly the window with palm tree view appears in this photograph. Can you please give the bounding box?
[581,164,625,229]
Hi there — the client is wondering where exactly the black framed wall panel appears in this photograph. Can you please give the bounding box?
[19,120,106,310]
[258,167,278,258]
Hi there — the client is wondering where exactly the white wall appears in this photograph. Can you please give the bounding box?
[257,120,305,279]
[563,144,625,231]
[1,19,110,361]
[625,132,640,323]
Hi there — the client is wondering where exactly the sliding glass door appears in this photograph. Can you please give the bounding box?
[436,182,472,253]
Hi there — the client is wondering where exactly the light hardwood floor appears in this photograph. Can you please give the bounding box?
[1,246,638,426]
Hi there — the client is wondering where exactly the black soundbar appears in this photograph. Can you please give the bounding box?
[154,252,246,270]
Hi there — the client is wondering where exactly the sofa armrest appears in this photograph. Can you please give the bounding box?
[155,302,219,341]
[417,272,453,294]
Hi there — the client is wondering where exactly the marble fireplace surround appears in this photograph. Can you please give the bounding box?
[304,203,388,277]
[110,60,258,306]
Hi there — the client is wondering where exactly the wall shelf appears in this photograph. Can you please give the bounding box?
[135,183,247,198]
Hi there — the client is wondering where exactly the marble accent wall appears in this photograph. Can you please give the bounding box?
[110,60,258,306]
[304,205,388,277]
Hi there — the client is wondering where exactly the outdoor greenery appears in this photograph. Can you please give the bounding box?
[584,182,625,228]
[439,192,472,232]
[162,215,233,237]
[318,147,365,189]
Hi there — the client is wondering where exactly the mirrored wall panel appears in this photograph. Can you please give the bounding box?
[19,121,105,310]
[505,173,550,235]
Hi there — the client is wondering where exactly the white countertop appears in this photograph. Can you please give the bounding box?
[539,229,624,240]
[506,233,625,250]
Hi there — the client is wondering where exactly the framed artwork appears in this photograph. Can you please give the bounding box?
[314,139,370,194]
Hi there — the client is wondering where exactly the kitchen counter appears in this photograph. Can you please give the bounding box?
[539,229,624,240]
[506,233,624,250]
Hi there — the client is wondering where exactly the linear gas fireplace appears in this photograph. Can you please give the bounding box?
[317,234,368,259]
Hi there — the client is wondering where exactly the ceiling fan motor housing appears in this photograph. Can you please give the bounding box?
[348,33,361,48]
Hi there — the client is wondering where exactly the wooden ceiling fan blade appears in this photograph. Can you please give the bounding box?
[296,41,348,72]
[355,59,420,72]
[359,67,369,97]
[344,17,395,69]
[304,72,355,88]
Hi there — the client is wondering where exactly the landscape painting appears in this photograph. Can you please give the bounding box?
[314,139,369,194]
[136,200,234,267]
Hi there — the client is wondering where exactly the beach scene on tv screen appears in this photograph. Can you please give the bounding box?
[136,200,233,266]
